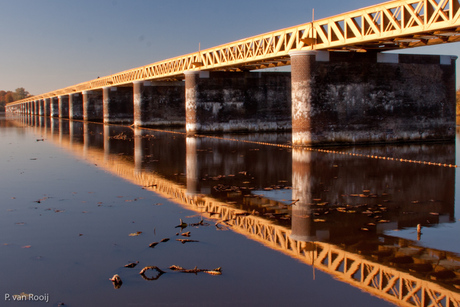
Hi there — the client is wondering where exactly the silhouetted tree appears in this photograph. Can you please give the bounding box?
[13,87,30,101]
[0,88,32,111]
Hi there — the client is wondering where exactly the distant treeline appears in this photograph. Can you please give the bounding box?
[0,88,31,111]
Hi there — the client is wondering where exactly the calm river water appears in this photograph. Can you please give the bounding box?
[1,113,460,307]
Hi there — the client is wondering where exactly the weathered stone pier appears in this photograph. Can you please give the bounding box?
[8,52,457,145]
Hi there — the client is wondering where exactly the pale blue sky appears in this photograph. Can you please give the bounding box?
[0,0,459,95]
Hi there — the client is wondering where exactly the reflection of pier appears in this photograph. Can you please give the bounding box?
[17,115,460,307]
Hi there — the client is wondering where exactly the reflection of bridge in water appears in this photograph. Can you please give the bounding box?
[16,115,460,307]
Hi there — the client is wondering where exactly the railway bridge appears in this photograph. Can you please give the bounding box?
[6,0,460,145]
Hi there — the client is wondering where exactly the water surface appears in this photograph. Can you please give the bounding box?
[1,114,459,307]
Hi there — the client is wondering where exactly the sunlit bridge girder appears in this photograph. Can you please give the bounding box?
[6,0,460,107]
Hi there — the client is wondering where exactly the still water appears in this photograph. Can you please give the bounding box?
[1,114,459,307]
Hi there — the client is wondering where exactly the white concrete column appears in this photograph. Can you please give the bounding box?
[289,51,317,146]
[184,71,200,135]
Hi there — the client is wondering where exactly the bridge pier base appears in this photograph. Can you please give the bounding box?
[44,98,50,117]
[38,100,44,116]
[58,95,69,118]
[133,81,184,127]
[184,70,291,135]
[69,93,83,120]
[34,100,39,116]
[289,51,457,146]
[50,97,59,117]
[83,90,103,122]
[103,86,133,124]
[289,51,317,146]
[185,71,200,135]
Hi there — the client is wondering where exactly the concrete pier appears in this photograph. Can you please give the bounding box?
[50,97,59,117]
[69,93,83,120]
[184,70,291,134]
[44,98,50,117]
[38,99,44,116]
[83,90,103,122]
[6,52,456,146]
[289,51,317,146]
[34,100,39,116]
[103,86,133,124]
[58,95,69,118]
[185,71,200,135]
[133,81,184,127]
[289,51,457,146]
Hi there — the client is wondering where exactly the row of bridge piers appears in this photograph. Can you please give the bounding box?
[7,51,458,145]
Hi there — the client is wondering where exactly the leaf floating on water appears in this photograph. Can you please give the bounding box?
[149,242,159,248]
[124,261,139,268]
[129,231,142,237]
[160,238,170,242]
[176,239,199,244]
[22,245,32,248]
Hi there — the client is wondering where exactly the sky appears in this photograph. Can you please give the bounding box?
[0,0,459,96]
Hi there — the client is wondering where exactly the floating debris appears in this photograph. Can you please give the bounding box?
[160,238,170,243]
[190,217,208,227]
[176,239,199,244]
[124,261,139,268]
[139,266,166,281]
[169,265,222,275]
[109,274,122,289]
[129,231,142,237]
[181,232,191,237]
[175,219,187,229]
[149,242,159,248]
